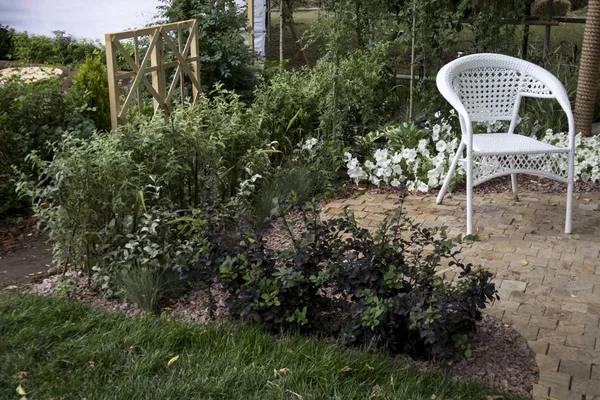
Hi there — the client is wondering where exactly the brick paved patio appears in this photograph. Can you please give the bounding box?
[324,191,600,400]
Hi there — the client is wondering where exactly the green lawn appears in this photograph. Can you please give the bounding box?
[0,294,527,400]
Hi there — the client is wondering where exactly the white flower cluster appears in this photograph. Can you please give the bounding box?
[541,129,600,182]
[344,117,463,192]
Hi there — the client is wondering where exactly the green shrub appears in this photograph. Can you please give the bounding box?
[11,30,100,65]
[120,266,185,313]
[0,76,94,218]
[0,24,14,60]
[71,57,112,131]
[19,90,269,290]
[254,167,316,224]
[220,196,498,358]
[252,45,393,153]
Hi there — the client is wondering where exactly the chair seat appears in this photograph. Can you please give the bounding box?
[472,133,568,156]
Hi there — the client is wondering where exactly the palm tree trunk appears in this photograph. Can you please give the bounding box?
[575,0,600,137]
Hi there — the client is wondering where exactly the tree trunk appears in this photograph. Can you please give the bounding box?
[574,0,600,136]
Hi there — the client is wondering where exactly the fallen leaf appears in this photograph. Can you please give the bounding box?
[521,259,529,266]
[365,364,375,370]
[371,385,381,396]
[340,366,351,373]
[575,195,580,200]
[285,389,303,399]
[167,355,180,367]
[570,293,577,298]
[16,384,26,395]
[88,361,95,368]
[35,271,43,275]
[5,285,18,290]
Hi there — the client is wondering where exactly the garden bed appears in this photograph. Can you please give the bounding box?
[28,201,538,398]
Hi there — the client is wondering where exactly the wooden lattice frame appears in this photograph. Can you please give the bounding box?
[105,20,201,129]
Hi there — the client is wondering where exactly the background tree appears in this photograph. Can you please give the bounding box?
[575,0,600,136]
[157,0,257,94]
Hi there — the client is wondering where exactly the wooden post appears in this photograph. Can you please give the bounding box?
[279,0,284,64]
[133,35,143,117]
[247,0,255,50]
[150,30,166,113]
[178,28,185,106]
[544,0,554,55]
[408,2,416,121]
[190,20,201,100]
[105,34,120,130]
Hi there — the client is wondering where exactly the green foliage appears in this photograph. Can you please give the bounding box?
[157,0,257,93]
[18,90,269,290]
[254,167,317,225]
[71,57,112,131]
[253,45,393,151]
[11,30,100,65]
[55,276,77,298]
[220,196,498,358]
[0,24,14,60]
[0,294,527,400]
[120,266,184,313]
[0,76,94,218]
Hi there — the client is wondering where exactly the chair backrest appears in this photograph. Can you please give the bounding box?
[436,53,570,123]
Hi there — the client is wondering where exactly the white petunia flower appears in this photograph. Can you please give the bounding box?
[302,137,318,151]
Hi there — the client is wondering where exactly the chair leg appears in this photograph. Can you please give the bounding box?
[437,142,464,205]
[466,154,473,235]
[565,152,574,234]
[511,173,519,201]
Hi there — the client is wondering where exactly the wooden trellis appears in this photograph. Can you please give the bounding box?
[105,19,201,130]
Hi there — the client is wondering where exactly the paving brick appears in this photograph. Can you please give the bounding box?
[576,348,600,364]
[535,354,560,372]
[561,302,590,313]
[503,312,531,326]
[510,291,538,304]
[566,334,597,350]
[502,279,528,292]
[518,303,546,316]
[548,386,585,400]
[559,359,592,379]
[571,377,600,396]
[545,307,572,321]
[548,343,580,361]
[538,328,567,345]
[528,340,549,355]
[483,307,505,320]
[571,311,600,326]
[530,316,559,330]
[512,323,540,341]
[593,365,600,380]
[557,321,586,335]
[532,383,550,399]
[538,371,571,389]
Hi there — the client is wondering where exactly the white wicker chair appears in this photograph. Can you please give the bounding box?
[436,53,575,234]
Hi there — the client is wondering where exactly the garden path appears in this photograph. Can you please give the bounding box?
[324,191,600,400]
